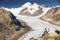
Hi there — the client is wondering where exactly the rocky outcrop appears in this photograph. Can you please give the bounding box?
[30,30,60,40]
[41,7,60,25]
[19,2,42,16]
[0,7,31,40]
[30,33,60,40]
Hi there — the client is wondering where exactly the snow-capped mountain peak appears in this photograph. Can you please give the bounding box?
[22,2,32,8]
[19,2,43,16]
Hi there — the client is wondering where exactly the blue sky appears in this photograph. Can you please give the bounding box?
[0,0,60,8]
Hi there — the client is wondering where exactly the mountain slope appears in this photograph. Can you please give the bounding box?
[0,7,31,40]
[41,7,60,25]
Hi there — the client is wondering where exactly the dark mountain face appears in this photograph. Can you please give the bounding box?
[0,7,24,29]
[0,7,25,40]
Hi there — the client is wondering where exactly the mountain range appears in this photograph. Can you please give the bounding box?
[0,2,60,40]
